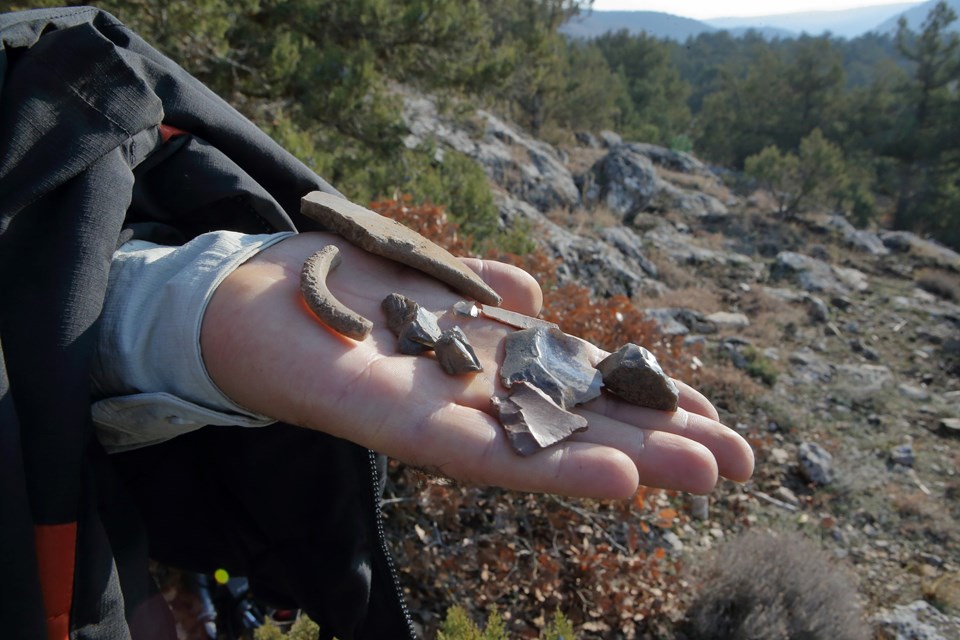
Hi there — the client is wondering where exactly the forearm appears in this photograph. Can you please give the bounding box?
[91,230,295,452]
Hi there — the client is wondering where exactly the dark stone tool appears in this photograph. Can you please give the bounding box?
[596,343,679,412]
[302,192,502,306]
[381,293,442,355]
[435,327,483,375]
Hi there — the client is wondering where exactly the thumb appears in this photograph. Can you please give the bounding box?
[459,258,543,317]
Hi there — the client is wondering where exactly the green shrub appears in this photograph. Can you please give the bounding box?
[743,346,779,387]
[253,607,576,639]
[438,606,576,640]
[745,129,851,217]
[669,133,694,153]
[254,615,320,640]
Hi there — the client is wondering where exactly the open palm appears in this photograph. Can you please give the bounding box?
[200,232,754,499]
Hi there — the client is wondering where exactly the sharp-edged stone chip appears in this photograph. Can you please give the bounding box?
[479,305,558,330]
[381,293,442,355]
[596,343,679,412]
[382,293,417,334]
[453,300,480,318]
[492,381,589,456]
[500,327,603,410]
[435,326,483,375]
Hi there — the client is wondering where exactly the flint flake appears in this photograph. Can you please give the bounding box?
[501,327,603,410]
[596,343,679,412]
[492,381,589,456]
[480,304,558,330]
[435,326,483,375]
[453,300,480,318]
[382,293,442,355]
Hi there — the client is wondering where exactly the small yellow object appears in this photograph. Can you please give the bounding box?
[213,568,230,585]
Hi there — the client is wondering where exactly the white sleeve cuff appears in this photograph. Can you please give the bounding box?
[92,230,295,452]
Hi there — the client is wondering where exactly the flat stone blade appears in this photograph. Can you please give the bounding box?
[492,381,589,456]
[479,304,558,330]
[302,192,502,306]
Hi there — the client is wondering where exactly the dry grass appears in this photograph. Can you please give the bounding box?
[692,364,765,416]
[682,530,870,640]
[915,267,960,301]
[909,238,960,272]
[739,288,807,344]
[645,248,701,289]
[658,166,732,202]
[745,189,781,214]
[561,146,608,175]
[633,285,725,314]
[545,204,621,234]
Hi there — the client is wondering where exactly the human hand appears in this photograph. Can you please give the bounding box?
[200,232,754,499]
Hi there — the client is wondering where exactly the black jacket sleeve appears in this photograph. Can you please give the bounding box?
[0,7,415,639]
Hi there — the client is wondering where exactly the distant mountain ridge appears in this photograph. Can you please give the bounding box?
[706,3,920,39]
[561,10,721,41]
[875,0,960,33]
[562,2,935,41]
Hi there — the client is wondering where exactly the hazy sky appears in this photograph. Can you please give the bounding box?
[588,0,921,20]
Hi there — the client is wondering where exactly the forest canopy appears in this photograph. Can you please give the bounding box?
[11,0,960,248]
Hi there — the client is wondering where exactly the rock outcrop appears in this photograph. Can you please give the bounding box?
[403,92,579,212]
[398,83,960,639]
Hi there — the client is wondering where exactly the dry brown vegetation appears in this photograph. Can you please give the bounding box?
[373,198,709,637]
[915,267,960,301]
[657,167,731,203]
[545,205,621,235]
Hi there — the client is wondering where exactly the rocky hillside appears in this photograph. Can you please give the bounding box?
[399,88,960,638]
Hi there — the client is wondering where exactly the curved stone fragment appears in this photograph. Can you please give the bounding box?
[492,381,589,456]
[596,344,679,412]
[500,327,603,410]
[302,191,502,306]
[435,326,483,375]
[300,246,373,341]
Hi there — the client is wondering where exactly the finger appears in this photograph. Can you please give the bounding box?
[572,409,719,494]
[676,379,720,421]
[383,403,640,499]
[579,398,754,483]
[460,258,543,316]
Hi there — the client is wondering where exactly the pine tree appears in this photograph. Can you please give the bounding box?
[890,1,960,237]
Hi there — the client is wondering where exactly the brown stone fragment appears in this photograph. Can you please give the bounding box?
[381,293,442,355]
[382,293,417,334]
[479,304,558,330]
[501,327,603,410]
[596,343,679,412]
[300,246,373,341]
[302,192,502,306]
[492,381,589,456]
[435,326,483,375]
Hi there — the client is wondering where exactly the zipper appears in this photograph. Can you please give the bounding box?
[367,449,418,639]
